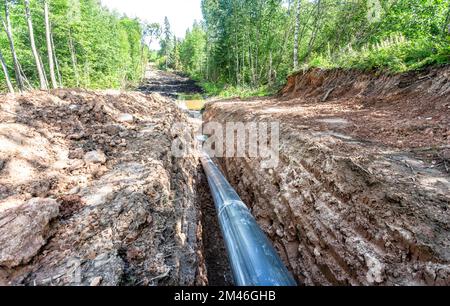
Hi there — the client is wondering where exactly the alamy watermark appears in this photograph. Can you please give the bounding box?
[171,121,280,169]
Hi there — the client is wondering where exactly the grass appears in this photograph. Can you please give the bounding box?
[199,81,274,99]
[305,34,450,73]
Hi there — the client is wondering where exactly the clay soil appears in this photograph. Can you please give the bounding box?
[0,67,233,287]
[0,88,207,285]
[203,65,449,285]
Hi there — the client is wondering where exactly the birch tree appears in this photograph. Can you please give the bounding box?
[50,31,62,86]
[24,0,48,90]
[0,48,14,92]
[1,0,24,91]
[44,0,57,88]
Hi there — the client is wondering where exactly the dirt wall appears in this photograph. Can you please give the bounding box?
[203,66,450,285]
[0,90,206,286]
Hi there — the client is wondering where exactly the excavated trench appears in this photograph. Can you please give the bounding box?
[139,68,233,286]
[203,66,450,286]
[0,86,234,286]
[1,66,448,286]
[195,167,233,285]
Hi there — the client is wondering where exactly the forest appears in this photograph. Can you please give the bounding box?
[0,0,147,93]
[157,0,450,96]
[0,1,449,95]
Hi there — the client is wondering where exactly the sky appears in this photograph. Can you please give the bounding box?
[100,0,203,47]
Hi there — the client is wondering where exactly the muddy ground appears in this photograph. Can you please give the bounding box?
[138,66,203,99]
[0,66,233,286]
[1,64,448,286]
[0,88,209,286]
[204,65,450,285]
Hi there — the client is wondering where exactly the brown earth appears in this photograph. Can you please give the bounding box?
[1,65,448,287]
[203,65,450,285]
[0,89,207,285]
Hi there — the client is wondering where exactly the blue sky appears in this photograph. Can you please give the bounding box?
[101,0,203,39]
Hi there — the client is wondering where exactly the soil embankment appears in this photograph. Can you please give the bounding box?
[0,66,232,286]
[0,89,206,285]
[203,66,450,285]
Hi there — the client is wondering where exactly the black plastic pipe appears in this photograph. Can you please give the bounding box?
[200,152,297,286]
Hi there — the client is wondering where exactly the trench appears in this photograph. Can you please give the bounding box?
[198,66,450,286]
[195,166,233,285]
[2,66,447,286]
[139,68,233,286]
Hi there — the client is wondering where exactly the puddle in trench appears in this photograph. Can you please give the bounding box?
[177,93,206,111]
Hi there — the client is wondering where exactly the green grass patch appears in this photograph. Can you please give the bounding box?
[199,81,275,99]
[306,35,450,73]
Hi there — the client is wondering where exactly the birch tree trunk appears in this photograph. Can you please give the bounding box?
[0,49,14,93]
[268,50,273,86]
[68,29,79,86]
[25,0,48,90]
[44,0,57,88]
[51,31,62,86]
[2,0,24,91]
[293,0,302,71]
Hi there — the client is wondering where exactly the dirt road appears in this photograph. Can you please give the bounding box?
[138,66,203,99]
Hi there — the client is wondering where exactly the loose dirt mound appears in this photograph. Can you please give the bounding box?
[0,89,206,286]
[280,66,449,156]
[204,66,450,285]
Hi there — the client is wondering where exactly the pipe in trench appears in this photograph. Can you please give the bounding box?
[200,152,297,286]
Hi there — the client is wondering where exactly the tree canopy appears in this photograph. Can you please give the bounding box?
[0,0,149,92]
[174,0,449,90]
[1,0,448,94]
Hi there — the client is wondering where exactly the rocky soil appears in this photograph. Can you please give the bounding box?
[203,65,450,286]
[0,89,207,286]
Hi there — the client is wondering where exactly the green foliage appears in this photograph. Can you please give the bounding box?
[307,34,450,73]
[158,16,176,70]
[306,54,333,70]
[147,50,159,62]
[0,0,148,92]
[174,0,450,96]
[142,22,161,46]
[179,21,206,78]
[200,81,273,98]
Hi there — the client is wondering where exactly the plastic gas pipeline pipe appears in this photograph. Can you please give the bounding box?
[200,152,297,286]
